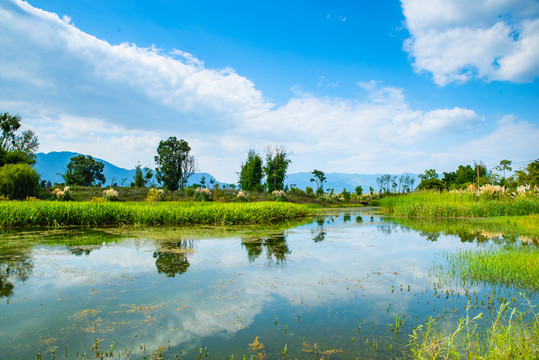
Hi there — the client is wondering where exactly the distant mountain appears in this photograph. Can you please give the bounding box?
[285,172,420,192]
[35,151,418,191]
[34,151,226,187]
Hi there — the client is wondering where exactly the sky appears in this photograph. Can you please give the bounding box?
[0,0,538,183]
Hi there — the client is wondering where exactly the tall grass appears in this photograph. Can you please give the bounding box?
[446,245,539,291]
[408,302,539,359]
[0,201,313,228]
[380,191,539,218]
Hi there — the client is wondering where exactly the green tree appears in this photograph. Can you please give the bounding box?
[132,164,153,188]
[355,185,363,196]
[0,112,39,153]
[154,137,197,191]
[496,159,512,180]
[239,149,264,191]
[0,163,40,199]
[62,155,106,186]
[310,170,326,194]
[515,159,539,187]
[417,169,444,190]
[264,146,291,192]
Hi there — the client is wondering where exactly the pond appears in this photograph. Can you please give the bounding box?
[0,208,536,359]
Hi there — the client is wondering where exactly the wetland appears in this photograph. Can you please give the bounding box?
[0,208,537,359]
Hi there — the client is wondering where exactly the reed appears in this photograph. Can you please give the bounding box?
[380,191,539,218]
[0,201,313,228]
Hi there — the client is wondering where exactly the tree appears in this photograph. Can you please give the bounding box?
[62,155,106,186]
[495,160,512,180]
[0,112,39,153]
[417,169,444,190]
[264,146,291,192]
[0,163,40,199]
[132,164,153,188]
[154,137,197,191]
[239,149,264,191]
[515,159,539,187]
[355,185,363,196]
[310,170,326,194]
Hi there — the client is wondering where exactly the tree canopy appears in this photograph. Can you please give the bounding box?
[310,170,326,194]
[62,155,106,186]
[264,146,291,192]
[239,149,264,191]
[154,137,197,191]
[0,112,39,153]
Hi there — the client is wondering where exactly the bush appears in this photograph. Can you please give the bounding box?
[103,188,119,201]
[305,186,314,196]
[0,163,40,199]
[52,186,74,201]
[341,188,351,201]
[184,187,195,197]
[194,188,212,201]
[146,188,164,204]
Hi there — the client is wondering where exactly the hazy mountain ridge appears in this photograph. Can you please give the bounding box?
[34,152,222,187]
[34,151,419,191]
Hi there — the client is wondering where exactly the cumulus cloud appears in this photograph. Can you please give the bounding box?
[0,0,537,181]
[401,0,539,85]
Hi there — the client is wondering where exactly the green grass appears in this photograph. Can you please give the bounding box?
[408,302,539,359]
[0,201,314,228]
[445,245,539,291]
[380,191,539,218]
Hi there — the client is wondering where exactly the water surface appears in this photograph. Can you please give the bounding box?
[0,208,535,359]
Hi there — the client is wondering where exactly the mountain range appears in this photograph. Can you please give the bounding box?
[34,151,419,191]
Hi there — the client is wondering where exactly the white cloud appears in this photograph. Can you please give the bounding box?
[402,0,539,85]
[0,1,537,182]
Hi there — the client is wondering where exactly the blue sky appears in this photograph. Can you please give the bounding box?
[0,0,538,182]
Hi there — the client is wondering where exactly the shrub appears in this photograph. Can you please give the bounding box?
[103,188,119,201]
[305,186,314,196]
[146,188,164,204]
[341,188,351,201]
[194,188,212,201]
[52,186,74,201]
[272,190,287,202]
[0,163,40,199]
[184,187,195,197]
[236,190,249,202]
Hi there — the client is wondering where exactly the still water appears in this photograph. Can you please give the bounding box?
[0,208,536,359]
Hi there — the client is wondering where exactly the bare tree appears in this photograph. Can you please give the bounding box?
[179,154,198,189]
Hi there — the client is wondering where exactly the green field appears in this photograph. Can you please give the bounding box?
[0,200,314,227]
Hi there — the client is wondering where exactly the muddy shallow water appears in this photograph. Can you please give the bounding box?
[0,208,536,359]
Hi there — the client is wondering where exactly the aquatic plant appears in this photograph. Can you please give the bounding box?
[408,302,539,359]
[446,245,539,291]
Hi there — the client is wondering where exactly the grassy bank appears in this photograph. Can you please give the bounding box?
[0,201,314,228]
[380,191,539,217]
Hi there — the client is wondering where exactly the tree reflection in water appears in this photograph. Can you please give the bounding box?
[0,252,33,298]
[241,232,291,267]
[312,216,326,243]
[153,240,194,277]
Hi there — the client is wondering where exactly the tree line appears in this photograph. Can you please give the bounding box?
[2,111,537,199]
